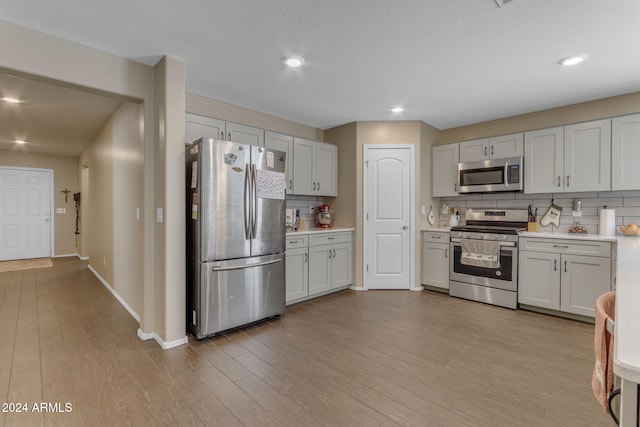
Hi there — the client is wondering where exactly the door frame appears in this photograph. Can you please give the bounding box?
[0,166,55,259]
[362,144,416,290]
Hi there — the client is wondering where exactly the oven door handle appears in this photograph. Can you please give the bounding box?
[450,238,516,247]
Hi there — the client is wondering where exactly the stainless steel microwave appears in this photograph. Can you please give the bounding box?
[457,156,523,193]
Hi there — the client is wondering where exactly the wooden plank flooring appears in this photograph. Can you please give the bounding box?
[0,257,612,426]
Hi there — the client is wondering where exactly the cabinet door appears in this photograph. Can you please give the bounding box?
[524,127,564,193]
[225,122,264,146]
[518,251,561,310]
[308,243,332,295]
[265,131,294,193]
[564,119,611,192]
[331,242,352,289]
[185,113,225,144]
[560,254,611,317]
[421,242,449,289]
[315,142,337,196]
[490,133,523,159]
[612,113,640,191]
[292,137,315,195]
[432,143,459,197]
[285,247,308,304]
[459,138,489,162]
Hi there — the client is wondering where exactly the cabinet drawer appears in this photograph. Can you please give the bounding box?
[519,237,610,257]
[286,235,308,249]
[309,232,351,246]
[422,232,449,243]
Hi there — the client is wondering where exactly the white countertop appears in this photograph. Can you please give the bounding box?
[287,227,354,236]
[613,236,640,383]
[519,231,619,242]
[421,226,451,232]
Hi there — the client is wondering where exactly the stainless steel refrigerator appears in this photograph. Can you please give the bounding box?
[186,138,286,339]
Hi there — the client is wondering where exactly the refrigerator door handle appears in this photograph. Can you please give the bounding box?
[251,163,258,238]
[212,258,281,272]
[243,164,251,239]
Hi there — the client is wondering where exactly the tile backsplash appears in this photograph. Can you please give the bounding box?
[286,195,324,229]
[438,190,640,234]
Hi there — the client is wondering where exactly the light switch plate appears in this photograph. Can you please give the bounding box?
[156,207,163,223]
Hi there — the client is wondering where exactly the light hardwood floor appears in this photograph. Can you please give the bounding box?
[0,257,611,426]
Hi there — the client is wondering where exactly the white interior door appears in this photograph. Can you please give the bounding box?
[364,145,413,289]
[0,168,52,261]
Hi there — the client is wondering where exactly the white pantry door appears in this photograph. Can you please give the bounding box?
[364,145,413,289]
[0,168,52,261]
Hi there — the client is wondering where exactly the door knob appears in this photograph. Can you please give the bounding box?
[402,225,409,230]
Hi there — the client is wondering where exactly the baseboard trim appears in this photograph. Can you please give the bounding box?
[137,329,188,349]
[77,255,89,260]
[87,264,141,323]
[349,285,367,291]
[52,253,79,258]
[410,286,424,292]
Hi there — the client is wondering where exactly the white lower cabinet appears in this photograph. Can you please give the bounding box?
[421,231,450,290]
[518,237,611,317]
[286,231,352,305]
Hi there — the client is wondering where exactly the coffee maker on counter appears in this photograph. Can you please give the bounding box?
[317,204,332,228]
[286,208,300,231]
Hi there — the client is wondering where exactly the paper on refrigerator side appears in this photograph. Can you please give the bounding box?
[256,169,285,200]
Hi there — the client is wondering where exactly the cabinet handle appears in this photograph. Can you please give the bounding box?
[557,176,561,187]
[554,259,557,271]
[328,237,335,240]
[432,235,442,239]
[454,182,458,192]
[289,179,292,190]
[289,240,299,244]
[313,182,316,191]
[220,130,225,140]
[564,260,567,273]
[305,253,307,263]
[552,245,569,248]
[491,145,494,156]
[328,249,332,259]
[333,249,336,258]
[228,132,231,141]
[318,182,320,191]
[445,249,448,258]
[484,146,487,156]
[567,175,570,187]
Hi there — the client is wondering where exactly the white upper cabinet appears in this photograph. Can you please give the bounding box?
[185,113,225,144]
[525,120,610,194]
[185,113,264,146]
[490,133,524,159]
[459,133,523,162]
[563,119,610,192]
[432,143,459,197]
[265,131,294,193]
[459,138,489,162]
[525,127,564,193]
[224,122,264,147]
[292,138,337,197]
[612,113,640,191]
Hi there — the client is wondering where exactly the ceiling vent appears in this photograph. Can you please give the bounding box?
[495,0,515,7]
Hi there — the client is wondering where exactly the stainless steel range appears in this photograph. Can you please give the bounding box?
[449,208,528,309]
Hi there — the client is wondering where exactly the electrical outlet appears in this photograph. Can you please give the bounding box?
[309,206,315,214]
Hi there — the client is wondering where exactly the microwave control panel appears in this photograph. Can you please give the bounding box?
[508,165,520,183]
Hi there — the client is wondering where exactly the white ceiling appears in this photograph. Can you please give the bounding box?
[1,0,640,154]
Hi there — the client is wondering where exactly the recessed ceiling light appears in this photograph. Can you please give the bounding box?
[559,54,588,67]
[2,97,21,103]
[284,56,305,68]
[391,107,404,113]
[14,140,26,144]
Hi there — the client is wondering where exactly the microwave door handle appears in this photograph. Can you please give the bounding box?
[504,160,509,188]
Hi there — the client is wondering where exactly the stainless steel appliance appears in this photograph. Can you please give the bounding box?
[458,156,523,193]
[186,138,286,339]
[449,208,528,309]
